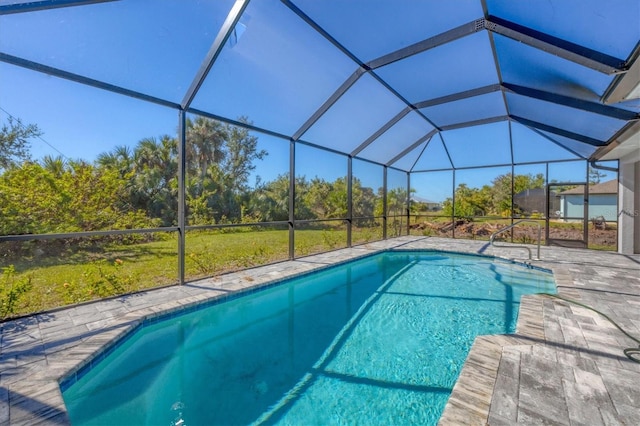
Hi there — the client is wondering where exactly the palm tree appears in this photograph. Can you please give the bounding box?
[185,116,226,184]
[131,136,178,225]
[96,145,133,177]
[41,155,67,178]
[222,119,266,194]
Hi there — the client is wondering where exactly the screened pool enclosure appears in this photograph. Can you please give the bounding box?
[0,0,639,316]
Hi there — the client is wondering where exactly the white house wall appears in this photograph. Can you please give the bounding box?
[561,195,584,221]
[619,159,639,254]
[588,194,618,222]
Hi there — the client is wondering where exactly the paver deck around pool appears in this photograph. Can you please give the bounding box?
[1,236,639,425]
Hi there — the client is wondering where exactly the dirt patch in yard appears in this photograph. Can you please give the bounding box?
[410,220,617,249]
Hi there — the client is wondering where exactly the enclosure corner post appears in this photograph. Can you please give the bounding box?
[544,162,550,245]
[406,171,411,236]
[347,156,353,247]
[178,109,187,285]
[383,166,388,239]
[584,161,590,246]
[510,163,515,243]
[452,169,456,239]
[289,139,296,260]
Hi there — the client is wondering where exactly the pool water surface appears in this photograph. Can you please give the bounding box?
[61,251,555,425]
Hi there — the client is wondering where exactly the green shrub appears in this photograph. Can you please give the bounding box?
[1,265,33,319]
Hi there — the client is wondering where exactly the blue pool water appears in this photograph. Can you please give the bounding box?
[61,251,555,425]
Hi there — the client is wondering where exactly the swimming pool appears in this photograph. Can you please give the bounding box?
[61,251,555,425]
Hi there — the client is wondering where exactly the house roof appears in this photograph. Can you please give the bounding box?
[558,179,618,195]
[0,1,639,171]
[411,196,440,204]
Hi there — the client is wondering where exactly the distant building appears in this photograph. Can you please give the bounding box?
[557,179,618,221]
[411,196,441,211]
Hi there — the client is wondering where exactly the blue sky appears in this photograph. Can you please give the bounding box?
[0,0,623,200]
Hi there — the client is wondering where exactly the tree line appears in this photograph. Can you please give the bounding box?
[5,113,589,239]
[1,116,411,238]
[441,173,545,218]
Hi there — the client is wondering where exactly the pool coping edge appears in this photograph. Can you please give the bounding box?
[438,263,575,425]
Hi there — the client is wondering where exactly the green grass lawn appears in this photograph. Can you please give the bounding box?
[1,226,385,319]
[0,217,615,319]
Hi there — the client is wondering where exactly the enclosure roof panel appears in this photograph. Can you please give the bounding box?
[189,0,356,136]
[485,0,640,60]
[441,121,512,168]
[510,122,582,164]
[290,0,484,63]
[356,111,432,162]
[493,35,615,103]
[419,91,506,129]
[1,0,638,171]
[535,131,599,159]
[408,135,452,172]
[375,31,499,104]
[390,137,431,172]
[300,73,407,154]
[0,0,237,103]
